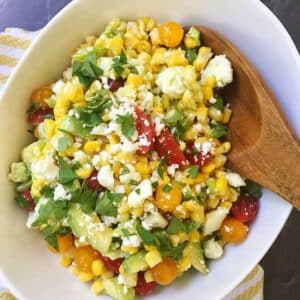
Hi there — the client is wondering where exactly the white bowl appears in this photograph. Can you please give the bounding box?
[0,0,299,299]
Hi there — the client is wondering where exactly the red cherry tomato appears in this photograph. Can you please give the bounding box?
[154,128,186,167]
[135,108,156,155]
[99,254,123,274]
[21,190,35,211]
[108,78,125,92]
[86,170,103,192]
[135,272,157,296]
[184,142,211,168]
[231,193,259,223]
[27,108,53,125]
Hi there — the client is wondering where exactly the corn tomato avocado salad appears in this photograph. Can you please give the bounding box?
[9,18,262,299]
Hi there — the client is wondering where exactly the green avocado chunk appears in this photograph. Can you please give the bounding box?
[103,278,135,300]
[190,243,209,275]
[122,251,148,274]
[8,162,30,183]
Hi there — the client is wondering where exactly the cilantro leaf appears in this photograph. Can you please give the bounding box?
[184,220,201,233]
[121,228,130,238]
[56,226,71,235]
[244,180,263,198]
[15,194,30,209]
[72,184,98,214]
[72,51,103,87]
[173,118,192,141]
[163,184,172,193]
[107,28,123,38]
[58,136,72,152]
[128,65,139,74]
[120,166,130,176]
[188,165,199,179]
[211,123,227,138]
[58,158,77,184]
[136,224,156,245]
[135,188,141,195]
[96,191,124,217]
[87,89,112,113]
[186,48,197,64]
[112,49,127,77]
[152,181,158,189]
[157,157,167,179]
[164,108,183,125]
[166,217,186,235]
[116,113,135,139]
[72,107,103,128]
[40,225,58,249]
[212,97,225,112]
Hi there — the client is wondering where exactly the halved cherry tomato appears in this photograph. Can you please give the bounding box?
[135,108,156,155]
[231,193,259,223]
[108,78,125,92]
[220,217,248,244]
[151,258,178,285]
[27,108,53,125]
[135,272,157,296]
[154,128,186,167]
[31,86,52,109]
[21,189,35,211]
[99,254,123,274]
[75,246,101,272]
[86,170,103,192]
[184,142,211,168]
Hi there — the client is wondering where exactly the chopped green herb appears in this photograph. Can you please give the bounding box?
[188,165,199,179]
[73,107,103,128]
[135,188,141,195]
[166,217,186,235]
[121,228,130,238]
[164,108,183,124]
[151,181,158,189]
[163,184,172,193]
[136,224,156,245]
[107,28,123,38]
[116,113,135,139]
[211,123,227,138]
[72,184,98,214]
[40,225,58,249]
[72,51,103,87]
[173,118,192,141]
[27,102,40,113]
[186,48,198,64]
[157,157,167,179]
[244,180,263,198]
[128,65,139,74]
[58,136,72,152]
[197,191,207,204]
[184,220,201,233]
[120,166,130,176]
[96,191,124,217]
[15,194,30,209]
[129,179,138,186]
[112,49,127,77]
[56,226,71,235]
[206,178,217,194]
[212,97,225,112]
[58,157,77,184]
[87,89,112,113]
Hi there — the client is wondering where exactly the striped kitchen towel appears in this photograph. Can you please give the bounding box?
[0,28,264,300]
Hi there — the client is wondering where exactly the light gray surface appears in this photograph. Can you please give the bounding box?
[0,0,299,299]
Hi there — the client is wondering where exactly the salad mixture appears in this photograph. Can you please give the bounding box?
[9,18,262,300]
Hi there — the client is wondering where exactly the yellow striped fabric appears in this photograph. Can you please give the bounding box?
[0,28,264,300]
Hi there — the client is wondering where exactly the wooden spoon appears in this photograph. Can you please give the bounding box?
[196,26,300,210]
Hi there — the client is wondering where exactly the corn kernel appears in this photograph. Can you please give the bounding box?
[92,259,105,277]
[121,246,139,255]
[59,256,73,268]
[102,270,114,278]
[221,107,232,124]
[144,270,154,283]
[193,47,213,71]
[78,272,94,282]
[205,75,216,88]
[215,177,229,196]
[153,103,163,114]
[83,141,101,155]
[125,34,139,49]
[196,106,208,124]
[220,200,233,210]
[91,279,104,295]
[213,155,227,168]
[178,232,189,243]
[183,127,198,141]
[189,231,200,243]
[209,107,223,122]
[76,167,93,179]
[150,28,160,46]
[131,206,144,217]
[184,35,200,49]
[202,162,217,174]
[166,49,188,67]
[135,162,151,177]
[136,40,151,53]
[151,47,166,65]
[127,74,144,88]
[144,245,157,252]
[145,250,162,268]
[54,95,70,119]
[201,85,213,100]
[178,256,191,273]
[215,142,231,155]
[170,235,181,247]
[229,188,239,203]
[44,119,56,140]
[105,36,124,56]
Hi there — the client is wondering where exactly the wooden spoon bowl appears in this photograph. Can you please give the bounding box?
[196,26,300,209]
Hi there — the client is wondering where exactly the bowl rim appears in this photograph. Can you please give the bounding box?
[0,0,297,299]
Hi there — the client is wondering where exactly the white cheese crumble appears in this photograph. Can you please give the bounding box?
[122,235,141,248]
[128,179,152,208]
[167,164,179,176]
[202,141,213,155]
[54,184,72,201]
[97,165,114,190]
[142,213,168,230]
[119,164,141,184]
[52,80,65,95]
[203,238,224,259]
[226,172,246,187]
[31,155,59,183]
[98,57,114,78]
[201,55,233,88]
[153,116,165,135]
[102,216,118,226]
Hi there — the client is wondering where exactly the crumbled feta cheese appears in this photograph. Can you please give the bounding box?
[102,216,118,226]
[91,123,108,135]
[73,150,89,164]
[122,235,141,248]
[63,67,72,81]
[204,238,224,259]
[118,274,125,285]
[202,141,213,155]
[167,164,179,176]
[97,165,114,190]
[54,184,72,201]
[121,139,138,153]
[226,172,246,187]
[98,57,114,78]
[115,185,126,194]
[193,123,202,132]
[156,66,186,98]
[203,206,230,236]
[128,179,152,208]
[201,55,233,88]
[144,201,156,213]
[119,164,141,184]
[52,80,65,94]
[209,97,217,104]
[142,213,168,230]
[31,155,59,183]
[153,116,165,135]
